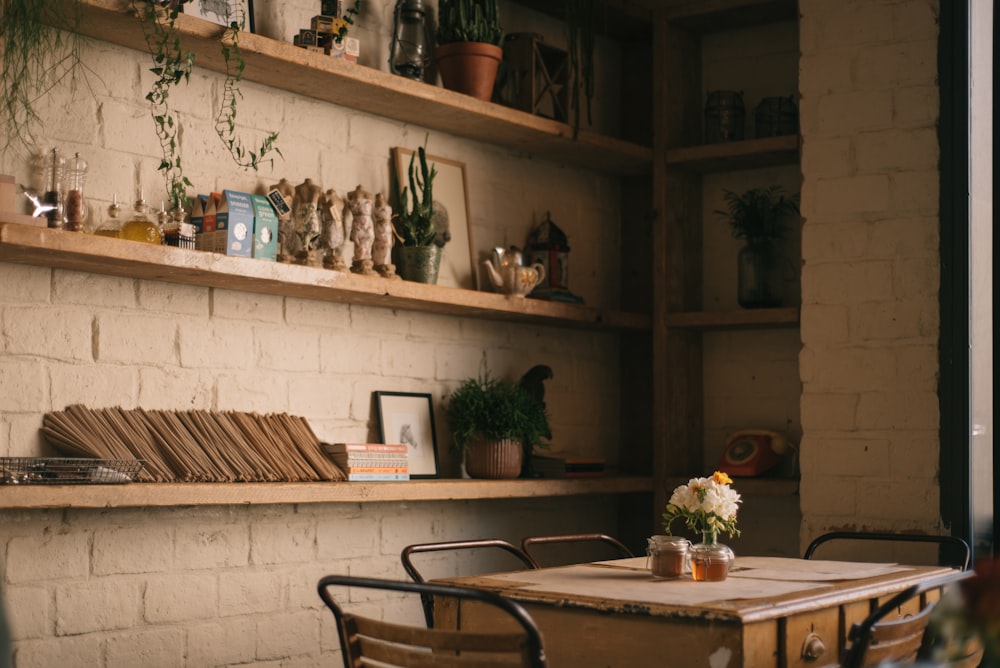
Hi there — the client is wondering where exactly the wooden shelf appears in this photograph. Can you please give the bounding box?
[665,307,798,330]
[50,0,652,176]
[663,476,798,497]
[0,476,653,509]
[666,136,799,173]
[0,222,650,331]
[659,0,798,33]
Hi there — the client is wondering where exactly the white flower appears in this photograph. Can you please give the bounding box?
[662,471,742,539]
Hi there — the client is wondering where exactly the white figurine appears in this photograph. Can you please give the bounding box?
[372,192,396,278]
[347,184,375,275]
[292,178,323,266]
[320,188,347,271]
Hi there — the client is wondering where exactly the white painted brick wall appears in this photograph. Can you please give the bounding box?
[799,0,943,546]
[0,3,630,663]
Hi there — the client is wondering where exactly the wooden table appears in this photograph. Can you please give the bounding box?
[433,556,957,668]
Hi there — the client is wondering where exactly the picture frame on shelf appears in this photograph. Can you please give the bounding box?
[183,0,255,32]
[392,148,477,290]
[374,391,440,478]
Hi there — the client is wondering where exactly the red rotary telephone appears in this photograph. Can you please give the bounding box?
[718,429,789,477]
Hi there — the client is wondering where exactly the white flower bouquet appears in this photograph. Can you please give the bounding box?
[662,471,742,540]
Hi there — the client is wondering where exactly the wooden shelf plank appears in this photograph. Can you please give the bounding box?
[658,0,798,33]
[666,135,799,172]
[52,0,652,176]
[0,476,654,509]
[0,223,651,331]
[664,476,798,497]
[665,307,799,330]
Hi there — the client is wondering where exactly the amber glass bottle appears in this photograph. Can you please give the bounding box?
[120,193,163,245]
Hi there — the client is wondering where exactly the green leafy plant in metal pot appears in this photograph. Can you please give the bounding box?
[437,0,503,46]
[445,371,549,455]
[715,186,799,242]
[393,141,437,247]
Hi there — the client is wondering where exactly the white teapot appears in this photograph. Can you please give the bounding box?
[482,247,545,298]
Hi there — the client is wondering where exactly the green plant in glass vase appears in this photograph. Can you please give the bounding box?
[715,185,799,309]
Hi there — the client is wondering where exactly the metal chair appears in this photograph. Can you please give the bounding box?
[842,570,973,668]
[318,574,547,668]
[520,533,635,567]
[401,539,540,627]
[804,531,972,571]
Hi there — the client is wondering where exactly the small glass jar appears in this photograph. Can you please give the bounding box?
[690,531,735,582]
[42,148,66,228]
[647,535,690,579]
[64,152,88,231]
[120,192,163,245]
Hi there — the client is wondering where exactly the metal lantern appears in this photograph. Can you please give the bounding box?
[526,211,570,292]
[390,0,432,81]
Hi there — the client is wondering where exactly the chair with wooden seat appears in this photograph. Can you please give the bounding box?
[842,570,973,668]
[318,573,547,668]
[520,533,634,567]
[401,538,540,626]
[804,531,972,571]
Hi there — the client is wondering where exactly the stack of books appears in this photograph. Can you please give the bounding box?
[321,443,410,481]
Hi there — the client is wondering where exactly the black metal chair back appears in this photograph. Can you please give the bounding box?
[804,531,971,570]
[520,533,634,567]
[318,574,547,668]
[401,538,539,627]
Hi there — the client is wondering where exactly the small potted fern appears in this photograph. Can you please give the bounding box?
[435,0,504,101]
[445,370,549,479]
[393,142,440,283]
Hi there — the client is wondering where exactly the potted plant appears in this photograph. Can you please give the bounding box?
[715,186,799,309]
[435,0,504,101]
[445,370,549,479]
[393,142,441,283]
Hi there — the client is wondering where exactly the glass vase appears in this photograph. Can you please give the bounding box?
[737,238,781,309]
[690,530,734,582]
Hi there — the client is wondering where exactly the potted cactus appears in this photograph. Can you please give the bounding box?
[435,0,504,101]
[393,142,441,283]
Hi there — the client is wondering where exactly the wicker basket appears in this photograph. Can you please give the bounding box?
[464,437,522,479]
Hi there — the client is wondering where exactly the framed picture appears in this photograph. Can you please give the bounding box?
[392,148,477,290]
[183,0,255,32]
[374,392,440,478]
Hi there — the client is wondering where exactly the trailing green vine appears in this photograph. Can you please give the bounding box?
[133,1,281,209]
[338,0,362,41]
[217,9,280,174]
[0,0,85,154]
[133,0,194,208]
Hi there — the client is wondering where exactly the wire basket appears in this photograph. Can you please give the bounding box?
[0,457,145,485]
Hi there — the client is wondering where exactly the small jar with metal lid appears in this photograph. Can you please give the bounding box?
[647,535,691,579]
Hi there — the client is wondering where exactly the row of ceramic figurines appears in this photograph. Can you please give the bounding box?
[273,177,396,278]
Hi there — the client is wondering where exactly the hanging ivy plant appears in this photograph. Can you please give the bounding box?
[133,0,280,209]
[0,0,85,154]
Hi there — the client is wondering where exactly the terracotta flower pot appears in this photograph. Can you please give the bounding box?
[464,437,522,479]
[435,42,502,101]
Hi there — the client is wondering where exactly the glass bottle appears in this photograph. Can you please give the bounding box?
[42,148,65,228]
[689,530,735,582]
[93,193,122,239]
[120,191,163,245]
[64,152,88,232]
